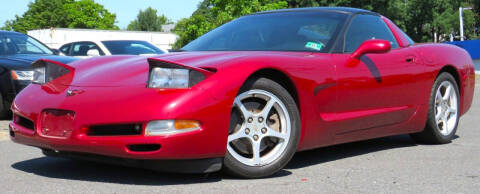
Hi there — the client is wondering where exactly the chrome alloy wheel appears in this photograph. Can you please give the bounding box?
[228,89,291,167]
[434,81,458,136]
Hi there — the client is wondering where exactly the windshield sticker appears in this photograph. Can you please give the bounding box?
[305,42,324,51]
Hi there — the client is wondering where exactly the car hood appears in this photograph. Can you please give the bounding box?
[68,51,312,87]
[0,54,77,70]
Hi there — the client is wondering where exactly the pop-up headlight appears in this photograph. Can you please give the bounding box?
[32,66,46,84]
[147,59,213,89]
[148,67,189,88]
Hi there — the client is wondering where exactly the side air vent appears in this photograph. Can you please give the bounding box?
[87,124,143,136]
[14,114,34,130]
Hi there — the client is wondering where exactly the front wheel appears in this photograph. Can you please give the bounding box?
[223,78,300,178]
[410,72,460,144]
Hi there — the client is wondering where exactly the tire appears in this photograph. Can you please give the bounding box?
[0,93,9,119]
[223,78,300,178]
[42,149,58,157]
[410,72,460,144]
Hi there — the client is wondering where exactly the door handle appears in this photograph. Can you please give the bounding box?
[405,58,415,63]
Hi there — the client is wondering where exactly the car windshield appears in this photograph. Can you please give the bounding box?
[0,34,53,55]
[101,40,164,55]
[182,11,347,52]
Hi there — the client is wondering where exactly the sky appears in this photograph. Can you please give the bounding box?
[0,0,203,29]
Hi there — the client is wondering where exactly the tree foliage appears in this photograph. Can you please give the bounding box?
[174,0,479,48]
[127,7,171,31]
[63,0,118,29]
[1,0,118,33]
[173,0,288,48]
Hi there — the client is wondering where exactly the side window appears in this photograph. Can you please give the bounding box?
[72,42,104,56]
[344,14,399,53]
[59,44,71,55]
[400,30,415,45]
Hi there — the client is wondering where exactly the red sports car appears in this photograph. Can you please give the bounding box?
[10,7,475,178]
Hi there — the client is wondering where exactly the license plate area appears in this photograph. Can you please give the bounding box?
[40,109,75,138]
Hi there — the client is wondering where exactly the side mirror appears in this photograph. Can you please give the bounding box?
[51,49,61,56]
[351,39,391,59]
[87,49,100,57]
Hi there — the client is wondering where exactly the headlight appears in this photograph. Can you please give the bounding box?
[148,67,189,88]
[32,67,46,84]
[11,70,34,81]
[147,59,211,88]
[145,120,201,136]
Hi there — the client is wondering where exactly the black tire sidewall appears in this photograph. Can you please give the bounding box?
[223,78,301,178]
[0,92,8,119]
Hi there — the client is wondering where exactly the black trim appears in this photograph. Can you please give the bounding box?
[42,149,223,174]
[313,83,336,95]
[87,124,143,136]
[126,144,161,152]
[360,55,382,83]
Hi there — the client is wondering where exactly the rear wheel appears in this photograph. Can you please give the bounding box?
[410,72,460,144]
[223,78,300,178]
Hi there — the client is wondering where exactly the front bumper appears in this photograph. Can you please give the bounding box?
[10,83,233,161]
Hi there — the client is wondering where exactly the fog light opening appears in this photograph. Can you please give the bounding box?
[127,144,161,152]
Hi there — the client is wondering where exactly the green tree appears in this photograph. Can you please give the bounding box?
[1,0,118,33]
[63,0,118,29]
[173,0,288,48]
[1,0,73,33]
[127,7,171,31]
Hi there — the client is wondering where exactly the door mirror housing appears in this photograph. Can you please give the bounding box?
[87,49,101,57]
[351,39,391,59]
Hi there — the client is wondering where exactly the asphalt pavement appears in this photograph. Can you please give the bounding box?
[0,78,478,193]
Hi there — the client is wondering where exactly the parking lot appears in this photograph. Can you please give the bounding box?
[0,78,478,193]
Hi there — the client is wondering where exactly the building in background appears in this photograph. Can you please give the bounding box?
[446,40,480,73]
[27,28,178,51]
[161,24,176,33]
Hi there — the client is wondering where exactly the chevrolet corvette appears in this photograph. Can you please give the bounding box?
[10,7,475,178]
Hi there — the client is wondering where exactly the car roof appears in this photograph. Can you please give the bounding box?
[254,7,377,16]
[0,30,25,36]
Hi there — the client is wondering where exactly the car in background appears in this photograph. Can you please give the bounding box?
[0,30,77,117]
[58,40,166,58]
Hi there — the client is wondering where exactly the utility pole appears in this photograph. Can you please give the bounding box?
[459,7,472,41]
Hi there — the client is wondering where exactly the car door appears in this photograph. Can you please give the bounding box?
[331,14,424,135]
[59,43,72,55]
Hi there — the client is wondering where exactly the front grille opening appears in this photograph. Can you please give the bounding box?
[127,144,161,152]
[14,115,34,130]
[9,129,14,137]
[87,124,142,136]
